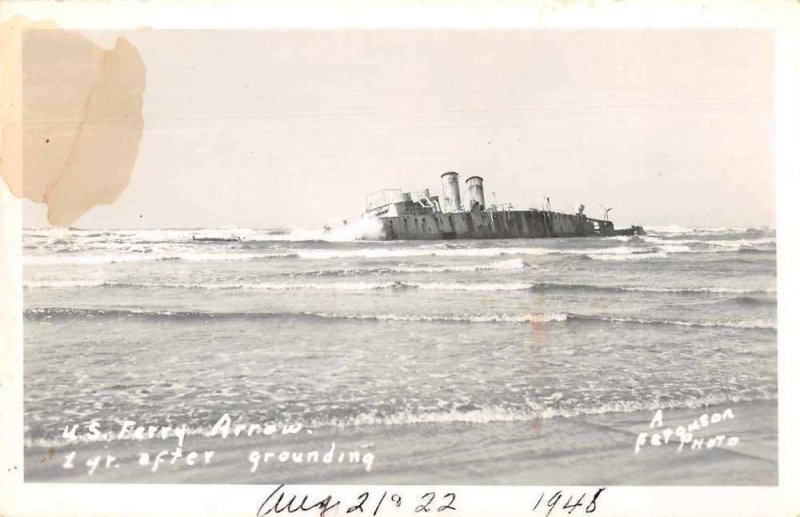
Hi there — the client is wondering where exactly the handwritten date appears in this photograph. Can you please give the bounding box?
[258,484,456,516]
[532,488,605,516]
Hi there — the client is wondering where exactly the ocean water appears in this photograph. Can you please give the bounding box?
[22,225,778,483]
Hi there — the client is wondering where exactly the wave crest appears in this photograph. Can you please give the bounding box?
[24,391,776,449]
[24,307,776,330]
[25,279,775,297]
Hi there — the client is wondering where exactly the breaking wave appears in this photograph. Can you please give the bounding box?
[22,219,385,245]
[570,315,777,330]
[317,391,777,427]
[24,278,775,296]
[646,225,772,235]
[23,252,297,266]
[24,307,776,330]
[291,258,534,276]
[591,285,775,295]
[24,238,776,265]
[23,390,776,449]
[585,252,669,261]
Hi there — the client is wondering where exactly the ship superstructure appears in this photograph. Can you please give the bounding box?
[363,172,643,240]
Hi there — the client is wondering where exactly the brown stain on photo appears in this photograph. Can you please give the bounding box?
[1,16,146,226]
[39,447,54,463]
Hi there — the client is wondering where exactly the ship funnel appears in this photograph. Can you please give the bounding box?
[440,171,462,212]
[465,176,485,211]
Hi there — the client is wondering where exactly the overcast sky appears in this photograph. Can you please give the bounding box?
[24,30,774,229]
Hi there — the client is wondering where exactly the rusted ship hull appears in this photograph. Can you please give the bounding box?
[376,209,621,240]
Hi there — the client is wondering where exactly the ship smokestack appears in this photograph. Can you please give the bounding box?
[465,176,485,211]
[440,171,462,212]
